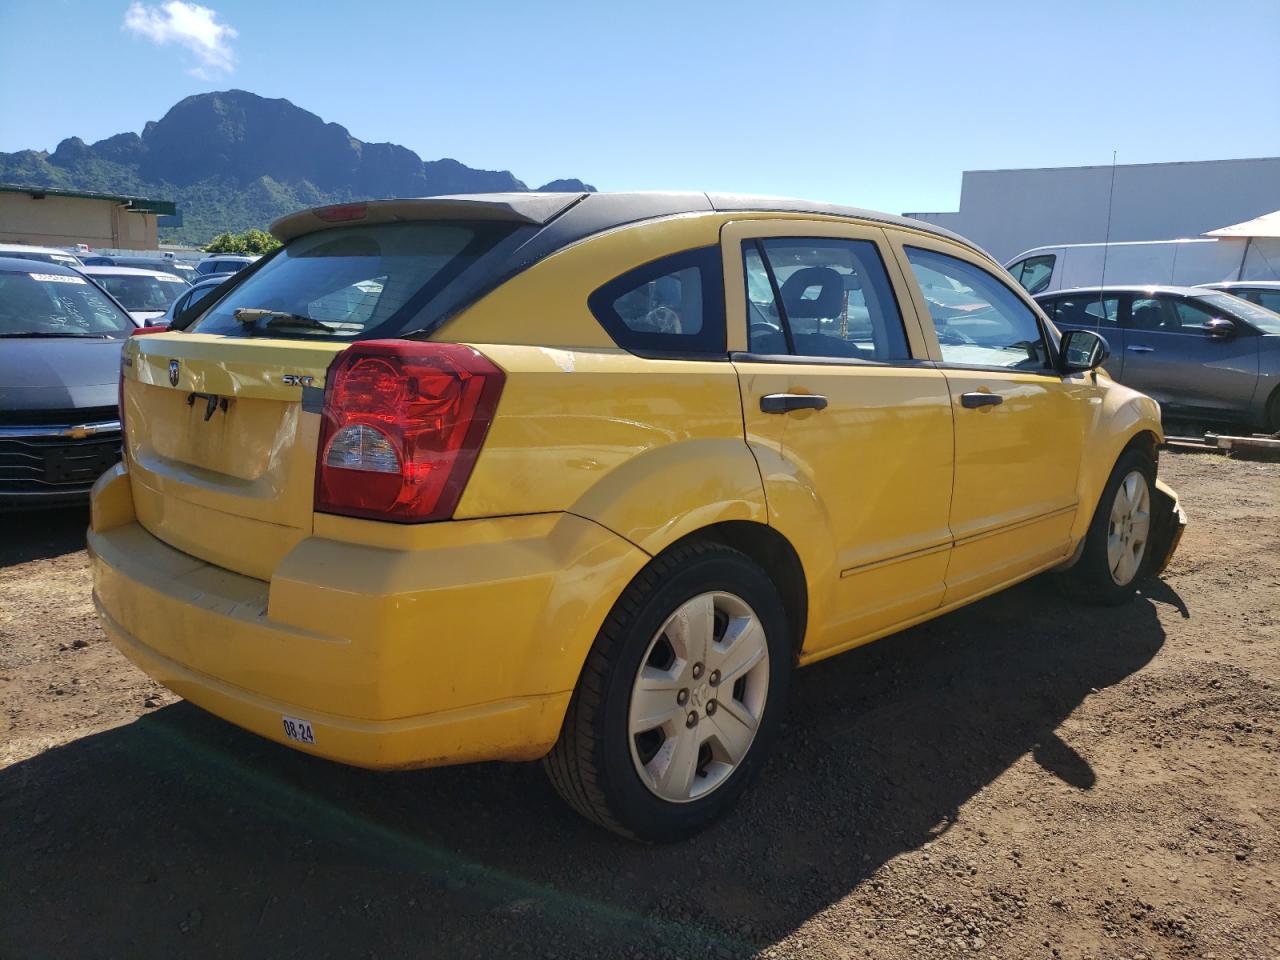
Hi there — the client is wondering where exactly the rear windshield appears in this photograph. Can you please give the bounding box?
[191,222,514,339]
[94,273,189,311]
[0,269,135,338]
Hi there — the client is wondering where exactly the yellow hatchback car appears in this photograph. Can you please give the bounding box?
[90,192,1185,840]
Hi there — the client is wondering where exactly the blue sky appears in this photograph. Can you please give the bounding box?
[2,0,1278,214]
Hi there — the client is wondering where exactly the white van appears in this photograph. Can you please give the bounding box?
[1004,237,1280,295]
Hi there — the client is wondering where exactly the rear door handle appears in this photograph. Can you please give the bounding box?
[760,393,828,414]
[960,392,1003,409]
[1126,345,1155,353]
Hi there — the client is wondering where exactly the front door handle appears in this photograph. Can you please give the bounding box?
[760,393,828,414]
[1126,344,1155,353]
[960,392,1003,409]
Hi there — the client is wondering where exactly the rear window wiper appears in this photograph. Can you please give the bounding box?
[234,308,337,333]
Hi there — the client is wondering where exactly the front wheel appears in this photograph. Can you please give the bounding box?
[543,541,792,841]
[1060,447,1156,605]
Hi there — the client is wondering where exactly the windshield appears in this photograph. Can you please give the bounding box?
[94,273,188,312]
[191,222,516,339]
[0,269,134,337]
[1199,292,1280,334]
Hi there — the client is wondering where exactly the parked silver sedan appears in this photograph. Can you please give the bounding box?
[1036,285,1280,432]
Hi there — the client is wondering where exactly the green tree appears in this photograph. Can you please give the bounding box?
[205,228,281,255]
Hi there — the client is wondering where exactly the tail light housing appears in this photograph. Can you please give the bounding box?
[315,340,505,522]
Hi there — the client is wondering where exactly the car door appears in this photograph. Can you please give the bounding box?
[888,233,1097,605]
[1119,294,1260,421]
[723,219,955,655]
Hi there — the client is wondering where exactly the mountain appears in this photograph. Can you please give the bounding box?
[0,90,595,245]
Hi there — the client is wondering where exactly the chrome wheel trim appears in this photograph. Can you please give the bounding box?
[627,591,770,804]
[1106,469,1151,586]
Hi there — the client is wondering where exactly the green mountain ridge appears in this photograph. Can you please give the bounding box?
[0,90,595,245]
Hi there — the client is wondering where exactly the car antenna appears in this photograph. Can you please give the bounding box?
[1097,150,1118,328]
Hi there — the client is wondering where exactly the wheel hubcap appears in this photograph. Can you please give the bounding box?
[628,591,770,803]
[1106,470,1151,586]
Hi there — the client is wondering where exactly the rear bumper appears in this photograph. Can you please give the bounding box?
[89,464,648,770]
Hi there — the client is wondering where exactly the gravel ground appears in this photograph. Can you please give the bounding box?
[1,451,1277,960]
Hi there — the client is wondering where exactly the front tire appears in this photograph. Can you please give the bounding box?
[1060,447,1156,605]
[543,540,792,841]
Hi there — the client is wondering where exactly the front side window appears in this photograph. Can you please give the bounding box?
[0,268,134,338]
[588,247,724,356]
[192,222,516,339]
[743,237,910,362]
[905,247,1050,369]
[1008,255,1055,295]
[1170,299,1218,333]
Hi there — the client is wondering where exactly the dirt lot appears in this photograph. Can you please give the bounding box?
[1,451,1277,960]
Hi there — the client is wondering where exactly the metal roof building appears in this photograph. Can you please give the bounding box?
[0,184,177,251]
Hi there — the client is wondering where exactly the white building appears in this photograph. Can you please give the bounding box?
[905,156,1280,263]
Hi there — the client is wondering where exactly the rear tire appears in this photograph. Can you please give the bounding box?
[1059,447,1156,606]
[543,540,792,841]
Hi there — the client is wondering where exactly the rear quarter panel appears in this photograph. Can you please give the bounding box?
[443,213,769,552]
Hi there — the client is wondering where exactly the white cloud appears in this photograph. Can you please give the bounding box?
[123,1,238,77]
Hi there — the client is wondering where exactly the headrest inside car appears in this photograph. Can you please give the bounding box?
[780,266,844,318]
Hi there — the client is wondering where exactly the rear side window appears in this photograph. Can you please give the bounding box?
[1051,294,1119,328]
[191,222,517,340]
[588,247,725,357]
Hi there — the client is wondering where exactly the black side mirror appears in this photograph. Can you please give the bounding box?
[1059,328,1110,373]
[1205,317,1235,339]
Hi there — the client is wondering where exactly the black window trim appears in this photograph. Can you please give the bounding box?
[739,235,918,367]
[905,244,1062,376]
[586,245,727,360]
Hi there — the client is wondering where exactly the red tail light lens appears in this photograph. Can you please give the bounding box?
[315,341,505,522]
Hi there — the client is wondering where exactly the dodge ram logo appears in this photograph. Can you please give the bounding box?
[168,359,180,387]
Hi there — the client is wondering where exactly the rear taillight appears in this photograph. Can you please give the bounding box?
[315,341,505,523]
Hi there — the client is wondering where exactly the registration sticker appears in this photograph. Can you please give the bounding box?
[30,272,87,284]
[282,715,316,745]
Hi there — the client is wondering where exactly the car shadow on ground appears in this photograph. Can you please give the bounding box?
[0,575,1179,959]
[0,507,88,568]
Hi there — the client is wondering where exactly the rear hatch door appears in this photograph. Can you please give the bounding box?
[123,334,343,580]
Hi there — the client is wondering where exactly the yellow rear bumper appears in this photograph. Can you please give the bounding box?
[89,464,648,769]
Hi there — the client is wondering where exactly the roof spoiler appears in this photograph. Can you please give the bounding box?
[270,193,587,242]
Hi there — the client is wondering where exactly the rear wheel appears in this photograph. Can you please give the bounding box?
[543,540,791,841]
[1060,447,1156,605]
